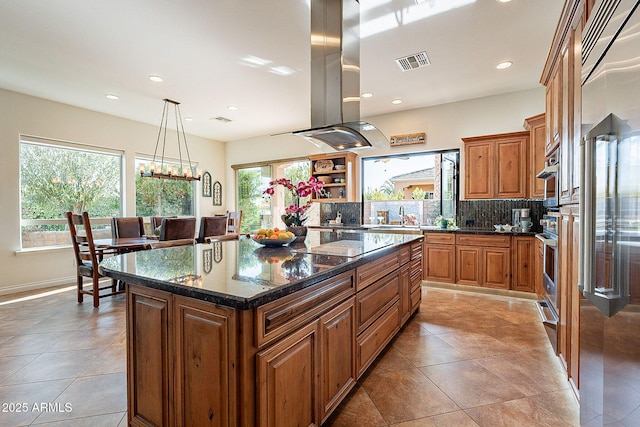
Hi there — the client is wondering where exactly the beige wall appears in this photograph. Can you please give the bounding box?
[0,88,226,295]
[225,87,546,207]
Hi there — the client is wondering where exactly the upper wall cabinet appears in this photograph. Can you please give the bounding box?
[524,113,547,199]
[463,131,529,199]
[309,152,357,202]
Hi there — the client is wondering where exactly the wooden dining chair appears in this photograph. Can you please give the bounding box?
[227,211,243,234]
[197,215,229,243]
[66,211,124,307]
[111,216,145,238]
[159,217,197,241]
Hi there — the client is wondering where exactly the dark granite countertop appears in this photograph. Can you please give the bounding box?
[310,224,537,236]
[99,230,422,310]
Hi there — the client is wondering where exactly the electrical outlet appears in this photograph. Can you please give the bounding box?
[466,219,475,227]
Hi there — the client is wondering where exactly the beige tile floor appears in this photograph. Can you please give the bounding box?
[0,284,579,426]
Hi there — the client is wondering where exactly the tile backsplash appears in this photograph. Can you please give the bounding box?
[458,199,545,232]
[318,202,361,226]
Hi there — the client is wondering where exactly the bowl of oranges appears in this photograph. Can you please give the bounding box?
[252,228,296,247]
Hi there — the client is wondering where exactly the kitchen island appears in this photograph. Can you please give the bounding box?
[100,230,423,427]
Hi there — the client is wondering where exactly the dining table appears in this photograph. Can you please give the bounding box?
[92,236,155,253]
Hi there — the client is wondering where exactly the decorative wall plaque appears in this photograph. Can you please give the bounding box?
[202,172,212,197]
[213,241,223,263]
[203,248,212,274]
[213,181,222,206]
[390,132,426,147]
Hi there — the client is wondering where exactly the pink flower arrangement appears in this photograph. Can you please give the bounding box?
[263,177,324,226]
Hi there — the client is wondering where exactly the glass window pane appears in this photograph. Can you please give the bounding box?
[20,141,122,249]
[135,158,195,218]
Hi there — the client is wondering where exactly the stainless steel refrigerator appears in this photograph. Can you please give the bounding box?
[580,0,640,425]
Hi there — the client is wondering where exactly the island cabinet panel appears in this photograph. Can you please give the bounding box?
[399,265,412,325]
[256,321,320,427]
[255,270,355,348]
[356,302,400,378]
[319,297,357,423]
[127,285,172,427]
[356,251,400,291]
[173,296,236,427]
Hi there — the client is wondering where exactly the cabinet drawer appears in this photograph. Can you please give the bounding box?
[356,251,399,291]
[356,302,400,378]
[410,257,422,277]
[255,270,355,348]
[356,272,399,333]
[410,241,423,260]
[424,232,455,245]
[410,286,421,310]
[399,245,410,266]
[456,234,510,247]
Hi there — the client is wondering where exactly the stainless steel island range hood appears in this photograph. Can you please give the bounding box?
[292,0,388,150]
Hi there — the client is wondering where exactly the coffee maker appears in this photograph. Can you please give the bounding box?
[512,208,532,232]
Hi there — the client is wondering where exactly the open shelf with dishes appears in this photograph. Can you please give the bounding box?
[309,152,356,202]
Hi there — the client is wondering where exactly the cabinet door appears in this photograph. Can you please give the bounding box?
[173,296,236,427]
[127,285,172,427]
[512,237,535,292]
[559,38,572,205]
[464,141,493,199]
[536,237,544,297]
[257,321,320,427]
[319,297,356,423]
[424,245,455,283]
[399,264,411,325]
[456,246,481,286]
[482,247,511,289]
[495,137,527,198]
[525,113,546,198]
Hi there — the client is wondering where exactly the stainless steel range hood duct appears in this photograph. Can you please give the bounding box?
[292,0,388,150]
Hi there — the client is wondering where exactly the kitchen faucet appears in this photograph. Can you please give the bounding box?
[398,206,405,224]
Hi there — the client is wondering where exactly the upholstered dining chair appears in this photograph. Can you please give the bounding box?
[197,215,229,243]
[66,211,123,307]
[111,216,145,238]
[150,216,177,234]
[226,211,243,234]
[159,217,197,241]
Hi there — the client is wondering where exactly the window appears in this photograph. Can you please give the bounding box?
[19,137,123,249]
[235,160,311,233]
[361,150,459,225]
[134,158,195,218]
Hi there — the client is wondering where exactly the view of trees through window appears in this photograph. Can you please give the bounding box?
[362,150,459,225]
[134,159,195,218]
[19,140,122,249]
[236,161,310,233]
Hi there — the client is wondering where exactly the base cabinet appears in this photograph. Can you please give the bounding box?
[126,240,422,427]
[511,236,535,292]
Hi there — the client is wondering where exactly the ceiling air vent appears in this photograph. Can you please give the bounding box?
[212,116,232,123]
[395,51,430,71]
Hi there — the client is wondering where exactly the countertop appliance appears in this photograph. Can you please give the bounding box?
[536,214,559,354]
[579,0,640,424]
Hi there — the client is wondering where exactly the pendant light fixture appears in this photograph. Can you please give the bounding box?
[139,98,201,181]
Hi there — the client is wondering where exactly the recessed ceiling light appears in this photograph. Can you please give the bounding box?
[184,117,194,122]
[496,61,513,69]
[392,99,403,105]
[496,0,512,3]
[227,105,239,111]
[105,94,119,100]
[149,75,163,83]
[361,92,373,98]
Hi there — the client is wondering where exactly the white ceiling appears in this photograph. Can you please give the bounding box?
[0,0,562,142]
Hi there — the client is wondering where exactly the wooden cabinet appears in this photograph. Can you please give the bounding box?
[309,152,356,202]
[319,298,357,423]
[455,235,511,290]
[546,62,562,155]
[463,131,529,199]
[257,321,320,427]
[423,232,456,283]
[127,285,236,427]
[524,113,546,198]
[535,236,544,297]
[511,236,536,293]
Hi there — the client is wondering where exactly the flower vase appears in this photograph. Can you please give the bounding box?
[439,219,449,229]
[287,226,308,242]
